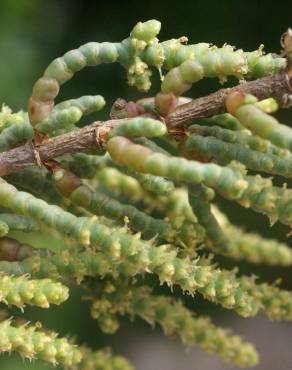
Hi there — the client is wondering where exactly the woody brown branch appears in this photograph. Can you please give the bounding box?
[0,72,291,177]
[166,71,292,127]
[0,121,117,176]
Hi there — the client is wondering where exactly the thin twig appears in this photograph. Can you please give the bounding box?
[0,72,291,176]
[167,72,292,127]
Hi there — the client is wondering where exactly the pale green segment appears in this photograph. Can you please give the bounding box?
[235,104,292,151]
[108,137,292,226]
[0,250,113,282]
[61,153,111,179]
[107,137,248,200]
[108,117,166,138]
[31,19,285,126]
[125,169,175,195]
[161,44,248,94]
[0,244,257,317]
[79,348,134,370]
[55,95,106,114]
[36,95,105,132]
[239,276,292,321]
[130,20,161,42]
[0,114,33,152]
[183,134,292,178]
[70,183,176,240]
[189,124,291,157]
[52,169,203,246]
[223,223,292,266]
[189,185,292,266]
[30,20,161,126]
[144,38,286,73]
[8,168,88,219]
[0,213,39,232]
[0,274,69,308]
[96,167,144,200]
[158,187,202,222]
[161,59,204,95]
[239,175,292,226]
[41,21,159,88]
[0,179,101,248]
[72,153,111,168]
[160,43,286,94]
[0,320,82,366]
[62,152,175,196]
[188,185,231,253]
[255,97,278,113]
[245,51,287,78]
[211,206,292,266]
[0,179,258,316]
[0,220,9,237]
[196,113,245,130]
[36,107,82,133]
[91,283,259,367]
[119,139,175,195]
[8,169,65,206]
[144,39,285,95]
[0,106,24,133]
[93,168,164,214]
[134,137,171,155]
[95,165,173,203]
[44,42,119,84]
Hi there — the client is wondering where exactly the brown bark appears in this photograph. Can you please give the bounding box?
[166,72,292,127]
[0,72,291,176]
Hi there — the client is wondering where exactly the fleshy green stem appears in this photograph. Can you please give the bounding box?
[0,319,82,366]
[0,274,69,308]
[91,283,259,367]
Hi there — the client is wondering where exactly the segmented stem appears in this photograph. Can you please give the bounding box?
[226,91,292,151]
[28,20,285,127]
[91,283,259,367]
[79,347,133,370]
[189,124,291,157]
[0,240,258,317]
[36,95,105,133]
[107,136,248,200]
[0,319,82,366]
[28,20,162,127]
[108,137,292,226]
[52,166,203,245]
[239,276,292,321]
[188,185,231,253]
[0,114,33,152]
[146,40,285,95]
[0,274,69,308]
[182,134,292,177]
[0,21,291,370]
[0,213,39,232]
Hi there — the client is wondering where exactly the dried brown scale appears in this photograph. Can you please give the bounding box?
[0,237,22,261]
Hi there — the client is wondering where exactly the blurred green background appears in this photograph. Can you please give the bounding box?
[0,1,292,369]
